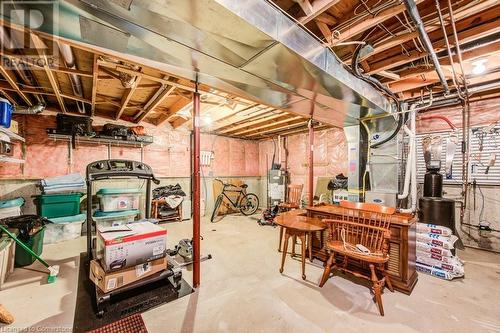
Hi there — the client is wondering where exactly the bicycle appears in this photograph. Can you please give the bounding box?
[211,179,259,222]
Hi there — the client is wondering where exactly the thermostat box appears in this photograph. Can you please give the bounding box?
[96,222,166,272]
[89,257,167,293]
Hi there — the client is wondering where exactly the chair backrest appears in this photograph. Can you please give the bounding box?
[339,200,394,230]
[325,219,389,253]
[287,184,303,206]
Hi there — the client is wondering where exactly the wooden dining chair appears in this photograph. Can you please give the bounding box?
[278,184,303,252]
[319,202,395,316]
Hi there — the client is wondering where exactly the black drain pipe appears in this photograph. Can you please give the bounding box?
[403,0,450,94]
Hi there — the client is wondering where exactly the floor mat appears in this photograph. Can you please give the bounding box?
[73,253,193,333]
[87,313,147,333]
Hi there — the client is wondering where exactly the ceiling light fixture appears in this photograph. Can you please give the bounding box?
[472,59,488,75]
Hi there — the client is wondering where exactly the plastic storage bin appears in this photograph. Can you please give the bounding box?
[44,213,86,244]
[0,98,13,128]
[93,209,139,227]
[0,197,24,219]
[34,193,82,218]
[14,226,45,267]
[97,188,141,212]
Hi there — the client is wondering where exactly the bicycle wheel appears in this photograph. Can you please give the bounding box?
[211,195,223,223]
[240,193,259,216]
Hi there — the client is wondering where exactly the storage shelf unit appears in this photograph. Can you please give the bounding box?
[47,133,153,147]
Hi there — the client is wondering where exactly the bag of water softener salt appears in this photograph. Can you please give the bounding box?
[416,250,464,266]
[416,241,454,257]
[417,223,453,237]
[416,262,461,280]
[416,233,458,250]
[416,255,464,276]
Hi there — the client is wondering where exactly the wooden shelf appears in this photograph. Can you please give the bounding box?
[0,127,25,142]
[0,156,25,164]
[47,133,153,147]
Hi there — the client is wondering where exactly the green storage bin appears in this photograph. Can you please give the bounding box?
[14,227,45,267]
[34,193,83,218]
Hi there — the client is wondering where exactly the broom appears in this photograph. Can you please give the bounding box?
[0,225,59,283]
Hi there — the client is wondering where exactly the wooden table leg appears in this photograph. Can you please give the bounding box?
[308,232,313,262]
[300,233,306,280]
[278,226,283,252]
[279,229,290,274]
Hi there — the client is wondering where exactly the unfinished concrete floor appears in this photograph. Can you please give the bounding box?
[1,215,499,333]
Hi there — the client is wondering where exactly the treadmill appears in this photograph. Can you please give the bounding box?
[85,159,182,317]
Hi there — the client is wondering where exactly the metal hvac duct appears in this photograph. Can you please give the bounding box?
[57,43,87,113]
[0,0,393,127]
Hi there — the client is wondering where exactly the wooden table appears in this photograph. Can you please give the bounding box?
[306,204,418,294]
[275,211,326,280]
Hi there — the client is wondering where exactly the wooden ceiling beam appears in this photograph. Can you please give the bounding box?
[212,107,275,131]
[218,112,284,134]
[91,54,98,116]
[0,49,94,77]
[115,76,142,120]
[232,115,304,136]
[368,20,500,74]
[31,35,67,113]
[244,118,307,138]
[0,89,17,104]
[298,0,342,25]
[330,1,425,46]
[135,85,175,123]
[156,96,191,126]
[0,63,33,106]
[349,0,499,64]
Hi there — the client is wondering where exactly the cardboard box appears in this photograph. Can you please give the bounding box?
[89,257,167,293]
[97,222,166,271]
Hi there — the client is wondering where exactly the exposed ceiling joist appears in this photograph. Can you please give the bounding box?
[330,1,425,46]
[218,112,284,134]
[135,84,176,123]
[368,19,500,74]
[31,35,67,113]
[233,115,304,136]
[0,64,33,106]
[157,96,191,127]
[298,0,342,24]
[212,106,275,131]
[91,54,99,116]
[115,76,142,120]
[245,118,307,138]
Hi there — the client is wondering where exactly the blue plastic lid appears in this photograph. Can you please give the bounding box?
[0,197,25,209]
[48,213,86,224]
[93,209,140,218]
[96,188,142,195]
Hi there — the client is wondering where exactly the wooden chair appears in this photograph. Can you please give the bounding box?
[319,201,395,316]
[278,184,303,252]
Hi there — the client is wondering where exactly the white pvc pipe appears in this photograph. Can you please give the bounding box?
[398,129,413,200]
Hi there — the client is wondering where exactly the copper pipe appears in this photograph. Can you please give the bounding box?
[192,88,201,288]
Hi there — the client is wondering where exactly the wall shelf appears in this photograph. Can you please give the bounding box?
[47,133,153,147]
[0,156,25,164]
[0,127,25,142]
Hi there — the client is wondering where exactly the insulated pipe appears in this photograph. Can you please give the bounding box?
[192,88,201,288]
[403,0,450,94]
[308,119,314,206]
[398,125,413,200]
